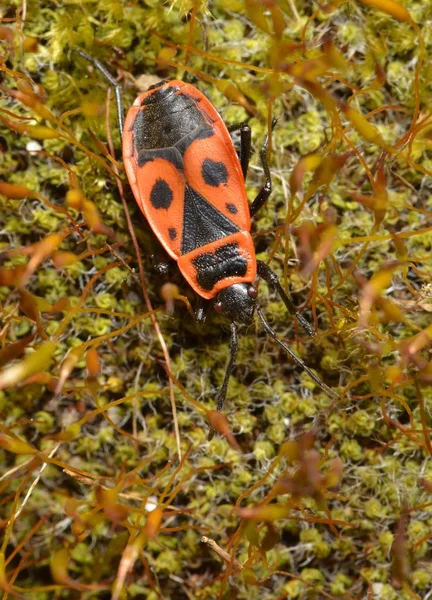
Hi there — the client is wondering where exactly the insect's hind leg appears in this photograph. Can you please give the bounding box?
[228,123,251,180]
[76,49,125,137]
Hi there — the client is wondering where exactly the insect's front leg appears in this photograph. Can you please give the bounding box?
[256,305,339,401]
[216,322,238,411]
[257,260,316,338]
[249,133,272,218]
[76,49,125,135]
[208,322,238,440]
[228,123,251,180]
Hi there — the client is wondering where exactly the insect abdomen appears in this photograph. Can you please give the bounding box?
[177,232,256,299]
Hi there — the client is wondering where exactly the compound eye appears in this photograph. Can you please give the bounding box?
[247,285,258,299]
[214,301,223,313]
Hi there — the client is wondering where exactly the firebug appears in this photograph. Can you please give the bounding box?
[77,50,339,429]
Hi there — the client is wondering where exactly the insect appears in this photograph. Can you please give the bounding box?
[78,50,339,426]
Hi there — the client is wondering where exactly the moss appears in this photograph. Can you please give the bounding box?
[253,440,276,461]
[266,423,287,444]
[299,527,321,544]
[234,409,258,433]
[33,411,55,433]
[113,444,138,467]
[330,573,353,595]
[412,568,432,590]
[408,521,429,558]
[337,22,365,46]
[300,568,325,587]
[1,0,431,598]
[371,583,399,599]
[364,498,388,519]
[282,579,303,598]
[387,61,416,104]
[346,410,376,436]
[154,549,182,573]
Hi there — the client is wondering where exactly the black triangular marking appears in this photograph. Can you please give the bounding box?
[181,186,239,255]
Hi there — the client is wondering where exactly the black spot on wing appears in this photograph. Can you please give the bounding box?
[168,228,177,240]
[202,159,228,187]
[181,186,239,255]
[192,243,247,291]
[150,179,173,209]
[226,203,238,214]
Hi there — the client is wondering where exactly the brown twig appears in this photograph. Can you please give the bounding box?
[201,536,243,571]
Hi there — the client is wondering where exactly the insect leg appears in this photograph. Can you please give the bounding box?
[228,123,251,180]
[151,251,171,275]
[208,322,238,440]
[249,132,272,217]
[76,49,125,136]
[257,260,316,338]
[195,297,206,323]
[216,322,238,410]
[256,305,339,401]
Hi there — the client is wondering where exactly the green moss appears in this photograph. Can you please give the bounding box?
[266,423,287,444]
[330,573,353,595]
[234,409,257,433]
[1,0,431,597]
[282,579,303,598]
[346,410,375,436]
[300,567,325,587]
[11,320,33,338]
[408,521,429,558]
[412,568,432,590]
[253,440,275,461]
[33,411,55,433]
[364,498,388,519]
[299,528,321,544]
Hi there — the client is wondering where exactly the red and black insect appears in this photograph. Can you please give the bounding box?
[78,51,338,421]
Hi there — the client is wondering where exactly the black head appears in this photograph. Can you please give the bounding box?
[214,283,258,324]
